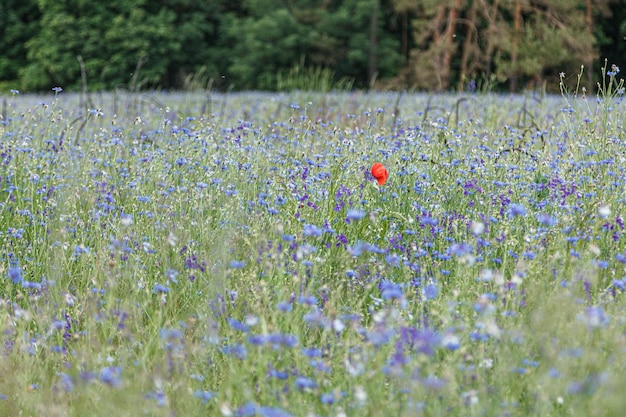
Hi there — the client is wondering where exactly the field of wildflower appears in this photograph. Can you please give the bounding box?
[1,74,625,416]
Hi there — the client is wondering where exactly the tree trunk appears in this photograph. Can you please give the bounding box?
[438,0,461,90]
[401,11,409,61]
[459,3,477,91]
[477,0,499,83]
[584,0,594,89]
[368,0,380,87]
[510,0,522,92]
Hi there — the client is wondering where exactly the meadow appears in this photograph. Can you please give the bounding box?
[0,75,625,416]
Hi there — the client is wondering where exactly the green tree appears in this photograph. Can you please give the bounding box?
[143,0,239,90]
[226,7,315,90]
[315,0,404,88]
[493,0,598,92]
[0,0,40,90]
[21,0,179,91]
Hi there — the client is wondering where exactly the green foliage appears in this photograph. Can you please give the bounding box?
[227,8,314,90]
[0,0,40,89]
[0,0,624,91]
[21,0,179,91]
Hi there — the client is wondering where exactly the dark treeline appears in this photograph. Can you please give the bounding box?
[0,0,624,93]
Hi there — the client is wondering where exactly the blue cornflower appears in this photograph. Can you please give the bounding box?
[441,333,460,350]
[276,300,293,312]
[422,283,438,300]
[366,328,393,347]
[258,406,292,417]
[145,390,167,407]
[537,213,556,226]
[99,366,123,388]
[165,268,179,284]
[380,280,403,300]
[58,372,74,392]
[303,309,330,329]
[508,203,527,218]
[303,224,322,237]
[320,392,336,404]
[235,402,257,417]
[74,245,90,256]
[346,209,365,221]
[152,284,170,293]
[227,318,250,333]
[266,333,298,349]
[21,280,42,290]
[301,347,322,358]
[420,216,438,226]
[221,344,248,359]
[230,260,246,269]
[449,242,472,257]
[268,368,288,380]
[298,295,318,306]
[193,390,216,404]
[160,328,184,342]
[385,254,401,266]
[294,376,318,391]
[347,241,371,257]
[580,306,609,328]
[7,266,22,284]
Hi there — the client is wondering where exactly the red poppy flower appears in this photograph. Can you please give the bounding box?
[371,163,388,186]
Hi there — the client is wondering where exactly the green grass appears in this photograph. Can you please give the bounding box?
[0,85,625,417]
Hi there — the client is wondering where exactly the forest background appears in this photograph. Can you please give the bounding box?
[1,0,625,93]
